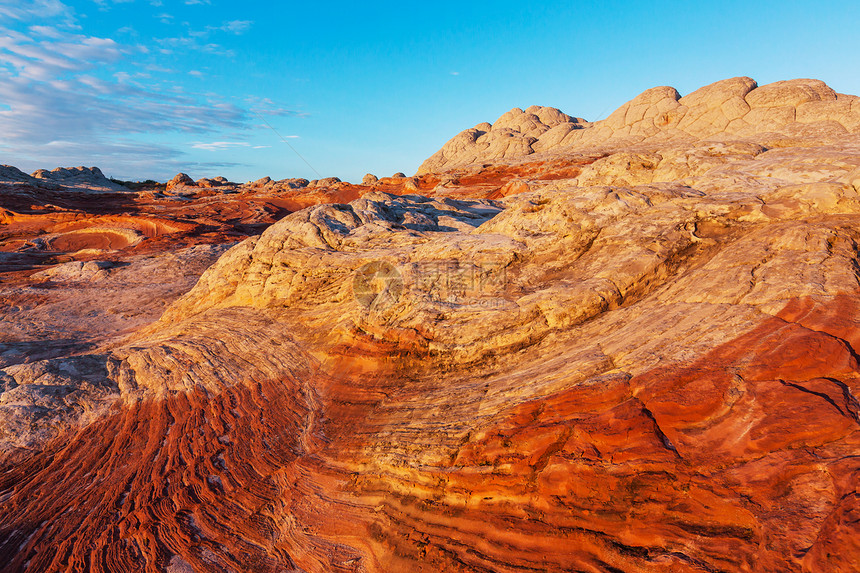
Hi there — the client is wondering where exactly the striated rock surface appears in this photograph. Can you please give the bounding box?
[2,78,860,572]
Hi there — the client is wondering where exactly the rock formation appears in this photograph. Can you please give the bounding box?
[0,165,40,186]
[419,77,860,173]
[30,166,129,192]
[167,172,195,188]
[196,176,231,188]
[1,77,860,572]
[307,176,342,188]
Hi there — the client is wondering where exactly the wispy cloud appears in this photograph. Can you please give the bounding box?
[154,35,233,57]
[0,0,74,21]
[248,97,308,118]
[191,141,251,151]
[0,1,294,180]
[154,18,254,55]
[0,9,265,179]
[0,29,246,139]
[93,0,136,8]
[0,30,126,81]
[209,20,252,35]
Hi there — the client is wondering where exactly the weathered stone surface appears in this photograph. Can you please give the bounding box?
[306,176,342,188]
[166,172,195,191]
[30,166,128,192]
[420,77,860,173]
[2,78,860,573]
[420,105,583,173]
[196,177,228,187]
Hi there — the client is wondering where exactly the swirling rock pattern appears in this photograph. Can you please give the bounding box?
[2,78,860,572]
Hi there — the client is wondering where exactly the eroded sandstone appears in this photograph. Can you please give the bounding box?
[1,77,859,572]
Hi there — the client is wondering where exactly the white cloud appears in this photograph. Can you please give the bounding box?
[154,35,234,57]
[191,141,250,151]
[93,0,136,8]
[28,25,67,39]
[0,29,125,81]
[0,21,256,178]
[248,97,308,118]
[0,5,291,180]
[153,18,254,55]
[0,0,73,21]
[211,20,252,35]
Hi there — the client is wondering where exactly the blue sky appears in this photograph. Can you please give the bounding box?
[1,0,858,183]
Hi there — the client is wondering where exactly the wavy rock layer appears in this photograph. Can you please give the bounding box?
[2,78,860,572]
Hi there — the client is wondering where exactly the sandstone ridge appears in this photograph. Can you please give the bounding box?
[419,77,860,173]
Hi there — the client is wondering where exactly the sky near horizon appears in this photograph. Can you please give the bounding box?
[0,1,858,183]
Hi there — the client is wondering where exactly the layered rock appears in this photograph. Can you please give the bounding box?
[1,78,860,573]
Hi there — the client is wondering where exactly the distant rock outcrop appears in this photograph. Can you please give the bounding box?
[306,176,341,188]
[166,172,195,192]
[30,166,128,192]
[0,164,40,186]
[196,177,230,188]
[249,176,309,191]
